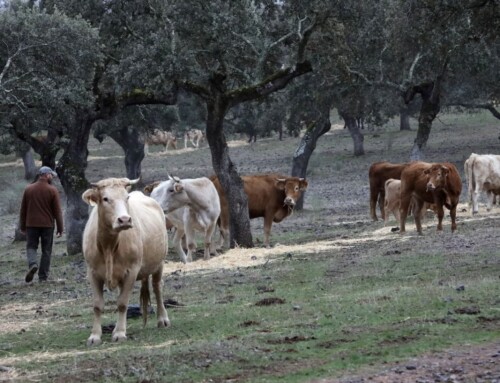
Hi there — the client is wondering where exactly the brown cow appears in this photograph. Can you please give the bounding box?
[384,178,437,225]
[82,178,170,346]
[210,174,308,247]
[399,162,462,234]
[369,161,409,221]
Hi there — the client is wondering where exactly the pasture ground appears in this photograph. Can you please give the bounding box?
[0,111,499,382]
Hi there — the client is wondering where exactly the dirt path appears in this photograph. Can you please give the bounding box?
[315,341,500,383]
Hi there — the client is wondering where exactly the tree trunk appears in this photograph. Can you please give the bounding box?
[340,112,365,156]
[108,126,145,180]
[406,83,441,161]
[399,107,411,131]
[291,105,332,210]
[206,96,253,248]
[56,115,92,256]
[16,144,37,180]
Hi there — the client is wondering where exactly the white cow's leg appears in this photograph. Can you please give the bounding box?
[184,222,196,262]
[173,228,187,263]
[112,274,136,342]
[205,222,218,259]
[472,184,481,214]
[486,190,494,211]
[87,276,105,346]
[152,269,170,328]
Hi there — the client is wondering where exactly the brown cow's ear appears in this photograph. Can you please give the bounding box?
[275,178,286,190]
[441,166,449,174]
[423,168,431,174]
[174,183,184,193]
[82,189,99,207]
[299,179,308,191]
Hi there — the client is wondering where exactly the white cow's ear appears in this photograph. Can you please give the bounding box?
[275,178,286,190]
[82,189,99,206]
[174,183,184,193]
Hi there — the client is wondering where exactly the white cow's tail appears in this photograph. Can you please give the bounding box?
[465,155,476,207]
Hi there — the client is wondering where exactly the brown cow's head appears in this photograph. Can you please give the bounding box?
[143,181,161,195]
[424,165,449,192]
[275,177,308,207]
[82,178,139,232]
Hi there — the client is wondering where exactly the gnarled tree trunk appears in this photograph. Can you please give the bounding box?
[56,115,93,256]
[399,106,411,131]
[15,143,37,180]
[206,92,253,248]
[291,100,332,210]
[108,126,145,180]
[340,111,365,156]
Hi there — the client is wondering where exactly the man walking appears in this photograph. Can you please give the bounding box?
[19,166,64,283]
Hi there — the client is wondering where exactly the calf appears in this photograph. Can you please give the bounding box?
[150,176,220,263]
[384,178,436,225]
[399,162,462,234]
[82,178,170,346]
[210,174,308,247]
[369,161,409,221]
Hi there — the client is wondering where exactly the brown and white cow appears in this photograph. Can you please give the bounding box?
[184,129,204,149]
[399,162,462,234]
[464,153,500,214]
[150,176,221,263]
[144,129,177,154]
[384,178,436,225]
[369,161,409,221]
[210,174,308,247]
[82,178,170,346]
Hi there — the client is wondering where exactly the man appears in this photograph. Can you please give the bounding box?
[19,166,64,283]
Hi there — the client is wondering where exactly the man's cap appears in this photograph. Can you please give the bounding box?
[38,166,57,177]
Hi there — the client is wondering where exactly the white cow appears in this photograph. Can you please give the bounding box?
[145,129,177,154]
[150,176,220,263]
[464,153,500,214]
[82,178,170,346]
[184,129,204,149]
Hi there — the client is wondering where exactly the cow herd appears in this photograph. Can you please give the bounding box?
[144,128,205,154]
[80,151,500,346]
[81,173,308,345]
[369,153,500,234]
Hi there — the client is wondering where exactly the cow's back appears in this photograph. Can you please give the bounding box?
[83,191,167,279]
[369,162,408,188]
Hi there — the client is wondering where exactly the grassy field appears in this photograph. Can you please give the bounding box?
[0,111,499,382]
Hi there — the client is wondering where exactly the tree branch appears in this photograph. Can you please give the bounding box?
[227,61,312,105]
[452,102,500,119]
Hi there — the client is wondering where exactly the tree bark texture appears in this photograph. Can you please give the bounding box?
[206,95,253,248]
[291,103,332,210]
[108,126,145,180]
[340,111,365,156]
[405,82,441,161]
[16,145,37,180]
[56,115,92,256]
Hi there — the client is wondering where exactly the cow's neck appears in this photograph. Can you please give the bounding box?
[183,186,208,210]
[96,217,121,290]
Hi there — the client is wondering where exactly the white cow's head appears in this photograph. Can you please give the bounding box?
[150,175,188,213]
[82,178,139,232]
[275,177,309,207]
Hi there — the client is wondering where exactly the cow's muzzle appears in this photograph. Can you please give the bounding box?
[115,215,133,230]
[284,197,296,207]
[426,183,436,192]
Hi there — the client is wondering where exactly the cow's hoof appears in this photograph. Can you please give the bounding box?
[112,332,127,342]
[158,318,171,328]
[87,335,102,347]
